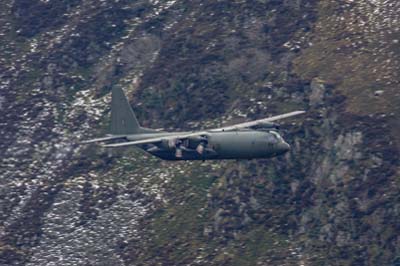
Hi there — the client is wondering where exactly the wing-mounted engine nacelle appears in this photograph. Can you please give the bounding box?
[250,122,280,130]
[159,138,186,158]
[159,138,184,150]
[187,135,208,154]
[159,135,209,157]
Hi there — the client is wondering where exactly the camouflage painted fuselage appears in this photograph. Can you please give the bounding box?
[125,130,290,160]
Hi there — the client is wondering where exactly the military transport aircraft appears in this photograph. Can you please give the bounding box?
[83,87,305,160]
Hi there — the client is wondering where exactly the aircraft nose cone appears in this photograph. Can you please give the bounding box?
[278,141,290,154]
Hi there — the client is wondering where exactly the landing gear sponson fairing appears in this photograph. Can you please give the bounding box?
[82,87,305,160]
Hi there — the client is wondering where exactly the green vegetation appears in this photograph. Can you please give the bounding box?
[294,1,400,116]
[3,0,399,265]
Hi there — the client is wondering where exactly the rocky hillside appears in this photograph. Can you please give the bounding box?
[1,0,399,265]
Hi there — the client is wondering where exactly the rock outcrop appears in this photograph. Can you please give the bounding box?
[0,0,399,265]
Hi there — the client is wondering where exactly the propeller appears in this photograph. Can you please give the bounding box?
[169,137,208,158]
[196,136,208,155]
[175,147,183,158]
[168,139,177,149]
[168,139,184,158]
[196,142,205,154]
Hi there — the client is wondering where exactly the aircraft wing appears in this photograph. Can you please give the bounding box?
[101,111,305,148]
[210,110,305,132]
[81,135,127,144]
[102,131,209,148]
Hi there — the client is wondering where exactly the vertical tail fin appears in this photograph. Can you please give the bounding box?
[110,86,144,135]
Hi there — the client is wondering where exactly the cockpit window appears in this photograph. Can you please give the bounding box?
[267,132,278,143]
[270,131,283,141]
